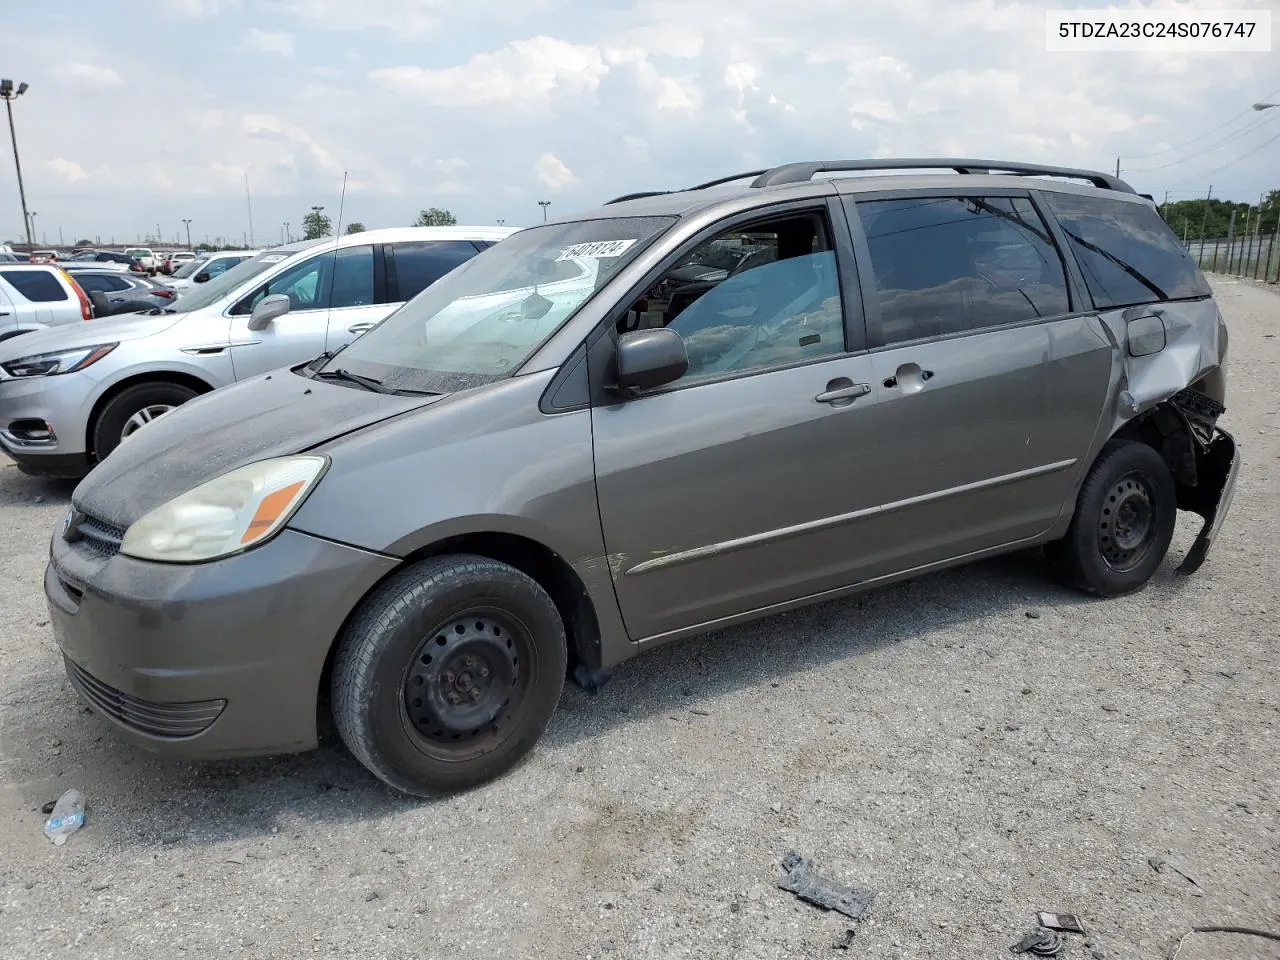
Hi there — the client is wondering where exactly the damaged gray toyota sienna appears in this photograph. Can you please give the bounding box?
[45,159,1238,796]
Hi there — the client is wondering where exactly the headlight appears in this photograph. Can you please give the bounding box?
[120,456,328,563]
[1,344,117,378]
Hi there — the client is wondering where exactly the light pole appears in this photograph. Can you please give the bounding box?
[538,200,551,221]
[1,79,33,250]
[283,221,290,243]
[28,211,36,244]
[182,218,192,249]
[497,218,505,226]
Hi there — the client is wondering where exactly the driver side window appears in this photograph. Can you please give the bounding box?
[614,212,846,385]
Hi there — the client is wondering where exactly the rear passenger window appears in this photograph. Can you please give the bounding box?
[856,196,1070,345]
[0,270,68,302]
[389,241,481,301]
[1044,192,1212,309]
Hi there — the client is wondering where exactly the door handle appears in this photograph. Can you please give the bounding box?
[347,322,375,334]
[815,379,871,406]
[883,363,934,392]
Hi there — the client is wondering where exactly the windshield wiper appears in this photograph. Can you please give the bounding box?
[313,367,396,394]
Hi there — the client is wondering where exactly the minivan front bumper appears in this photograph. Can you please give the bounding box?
[46,524,398,758]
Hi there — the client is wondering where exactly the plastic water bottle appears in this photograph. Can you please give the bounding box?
[43,789,85,845]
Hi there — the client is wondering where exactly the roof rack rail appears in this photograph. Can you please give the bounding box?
[604,169,770,205]
[749,159,1136,193]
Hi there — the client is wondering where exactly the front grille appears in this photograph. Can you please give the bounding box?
[64,510,125,559]
[66,657,225,739]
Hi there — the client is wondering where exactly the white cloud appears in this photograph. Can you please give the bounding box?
[245,28,295,57]
[371,36,608,107]
[49,158,87,183]
[535,153,577,191]
[64,63,123,87]
[160,0,241,17]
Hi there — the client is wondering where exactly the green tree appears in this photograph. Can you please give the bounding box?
[1258,189,1280,235]
[414,207,457,226]
[74,238,92,247]
[1160,197,1254,240]
[344,222,366,234]
[302,205,332,240]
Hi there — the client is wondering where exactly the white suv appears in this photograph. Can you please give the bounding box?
[0,226,517,475]
[0,265,92,341]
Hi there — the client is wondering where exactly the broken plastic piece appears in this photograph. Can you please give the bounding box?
[833,929,856,950]
[1037,912,1086,934]
[43,788,85,846]
[777,850,874,919]
[1010,928,1064,956]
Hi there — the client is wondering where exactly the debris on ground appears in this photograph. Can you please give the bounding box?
[1010,927,1064,956]
[777,850,874,919]
[833,928,856,950]
[1171,925,1280,960]
[42,789,86,846]
[1037,912,1087,934]
[1147,856,1199,886]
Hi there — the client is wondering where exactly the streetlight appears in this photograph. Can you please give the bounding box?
[181,218,192,249]
[497,218,505,226]
[538,200,551,221]
[283,221,290,242]
[1252,102,1278,111]
[1,78,33,250]
[28,211,37,243]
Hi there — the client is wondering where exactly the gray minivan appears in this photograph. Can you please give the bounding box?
[45,159,1238,796]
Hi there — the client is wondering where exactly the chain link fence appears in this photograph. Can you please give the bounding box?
[1186,232,1279,283]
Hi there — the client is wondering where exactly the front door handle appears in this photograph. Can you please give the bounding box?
[815,379,871,406]
[348,322,375,334]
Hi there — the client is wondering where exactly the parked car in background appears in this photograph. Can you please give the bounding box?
[0,264,92,339]
[166,250,259,293]
[64,250,138,272]
[29,250,59,264]
[61,267,176,315]
[33,158,1238,797]
[123,247,158,273]
[0,225,516,475]
[160,251,195,275]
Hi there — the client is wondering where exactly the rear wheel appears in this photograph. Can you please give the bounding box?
[331,555,567,796]
[1047,439,1177,596]
[91,381,198,461]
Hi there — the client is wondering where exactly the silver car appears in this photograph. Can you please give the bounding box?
[0,226,516,476]
[165,250,259,294]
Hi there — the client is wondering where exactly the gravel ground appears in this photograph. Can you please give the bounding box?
[0,277,1276,960]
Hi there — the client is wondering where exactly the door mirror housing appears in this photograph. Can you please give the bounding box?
[193,272,210,283]
[615,328,688,392]
[248,293,291,331]
[88,290,110,318]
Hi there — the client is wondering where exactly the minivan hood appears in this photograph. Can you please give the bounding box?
[0,313,181,361]
[72,370,444,529]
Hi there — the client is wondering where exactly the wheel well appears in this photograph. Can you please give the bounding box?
[85,372,215,457]
[316,532,603,716]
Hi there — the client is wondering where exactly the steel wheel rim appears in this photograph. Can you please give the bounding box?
[401,607,534,760]
[1098,471,1157,573]
[121,404,175,440]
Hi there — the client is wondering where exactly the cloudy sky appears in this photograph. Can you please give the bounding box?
[1,0,1276,246]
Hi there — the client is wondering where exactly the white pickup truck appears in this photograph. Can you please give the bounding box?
[123,247,158,273]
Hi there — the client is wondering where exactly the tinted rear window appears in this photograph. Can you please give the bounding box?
[1043,193,1211,309]
[388,240,482,301]
[0,270,67,302]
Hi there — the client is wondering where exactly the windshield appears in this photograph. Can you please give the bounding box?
[168,250,293,313]
[327,216,674,393]
[171,257,209,279]
[125,248,149,256]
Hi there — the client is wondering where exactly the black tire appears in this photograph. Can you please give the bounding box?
[91,382,198,461]
[1047,439,1177,596]
[331,555,567,796]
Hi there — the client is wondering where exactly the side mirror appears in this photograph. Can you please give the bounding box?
[88,290,110,318]
[248,293,291,331]
[615,328,688,392]
[193,272,210,283]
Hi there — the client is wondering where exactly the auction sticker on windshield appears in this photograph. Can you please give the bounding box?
[556,239,637,261]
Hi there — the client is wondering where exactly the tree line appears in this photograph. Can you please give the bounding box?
[299,207,458,240]
[1160,190,1279,241]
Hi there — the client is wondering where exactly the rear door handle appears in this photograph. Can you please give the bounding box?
[815,380,871,406]
[347,322,375,334]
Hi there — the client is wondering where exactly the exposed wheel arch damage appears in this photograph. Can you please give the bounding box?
[316,531,604,724]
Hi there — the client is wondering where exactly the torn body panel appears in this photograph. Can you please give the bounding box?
[1102,299,1238,574]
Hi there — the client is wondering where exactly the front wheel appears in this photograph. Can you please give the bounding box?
[1047,439,1177,596]
[91,381,198,462]
[331,555,567,796]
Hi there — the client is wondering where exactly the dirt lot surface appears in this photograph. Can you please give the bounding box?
[0,278,1276,960]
